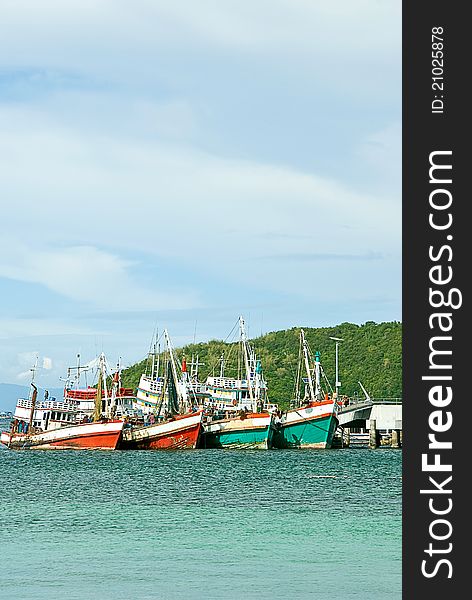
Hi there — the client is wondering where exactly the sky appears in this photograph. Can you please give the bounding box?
[0,1,401,388]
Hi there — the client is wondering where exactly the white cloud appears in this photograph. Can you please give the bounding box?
[0,319,93,340]
[0,103,399,240]
[17,370,33,381]
[0,238,197,311]
[17,351,39,368]
[0,0,401,385]
[0,1,400,64]
[356,121,402,189]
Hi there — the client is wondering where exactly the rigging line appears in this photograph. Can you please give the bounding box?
[200,320,240,380]
[144,329,166,377]
[291,409,335,431]
[294,332,302,402]
[223,318,240,344]
[321,366,334,394]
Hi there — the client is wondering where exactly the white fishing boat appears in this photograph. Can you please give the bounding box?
[63,354,135,420]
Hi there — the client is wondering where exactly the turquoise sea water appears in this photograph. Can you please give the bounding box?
[0,448,401,600]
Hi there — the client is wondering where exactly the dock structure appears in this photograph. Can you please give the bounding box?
[336,398,402,448]
[337,401,373,428]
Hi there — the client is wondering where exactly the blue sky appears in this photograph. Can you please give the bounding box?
[0,1,401,387]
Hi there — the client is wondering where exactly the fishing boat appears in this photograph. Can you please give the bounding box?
[272,330,339,449]
[121,330,203,449]
[135,335,208,416]
[200,317,276,449]
[0,357,123,450]
[64,354,135,420]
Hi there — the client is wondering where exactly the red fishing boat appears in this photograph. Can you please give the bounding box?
[0,385,123,450]
[0,356,124,451]
[121,330,202,449]
[1,417,123,450]
[121,410,202,449]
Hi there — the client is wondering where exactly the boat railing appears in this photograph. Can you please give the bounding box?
[206,377,267,391]
[65,388,97,399]
[17,398,78,411]
[371,397,402,404]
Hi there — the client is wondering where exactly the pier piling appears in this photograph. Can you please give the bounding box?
[391,429,400,448]
[369,419,379,449]
[344,428,350,448]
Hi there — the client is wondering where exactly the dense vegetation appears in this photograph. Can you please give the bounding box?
[122,321,402,409]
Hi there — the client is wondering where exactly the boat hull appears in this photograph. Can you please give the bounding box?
[0,420,124,450]
[272,401,338,449]
[121,411,202,449]
[201,413,274,449]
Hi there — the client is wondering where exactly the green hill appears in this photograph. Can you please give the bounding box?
[122,321,402,409]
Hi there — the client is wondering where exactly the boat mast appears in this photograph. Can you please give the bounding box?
[239,316,256,412]
[190,354,200,379]
[28,356,39,399]
[164,329,188,413]
[151,342,156,380]
[100,354,108,406]
[301,330,316,402]
[93,369,103,422]
[62,353,85,399]
[110,358,121,414]
[26,356,39,432]
[156,343,160,380]
[219,352,225,378]
[75,353,80,389]
[28,384,38,434]
[314,351,322,400]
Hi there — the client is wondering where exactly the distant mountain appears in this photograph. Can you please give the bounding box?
[0,384,28,412]
[122,321,402,409]
[0,383,63,412]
